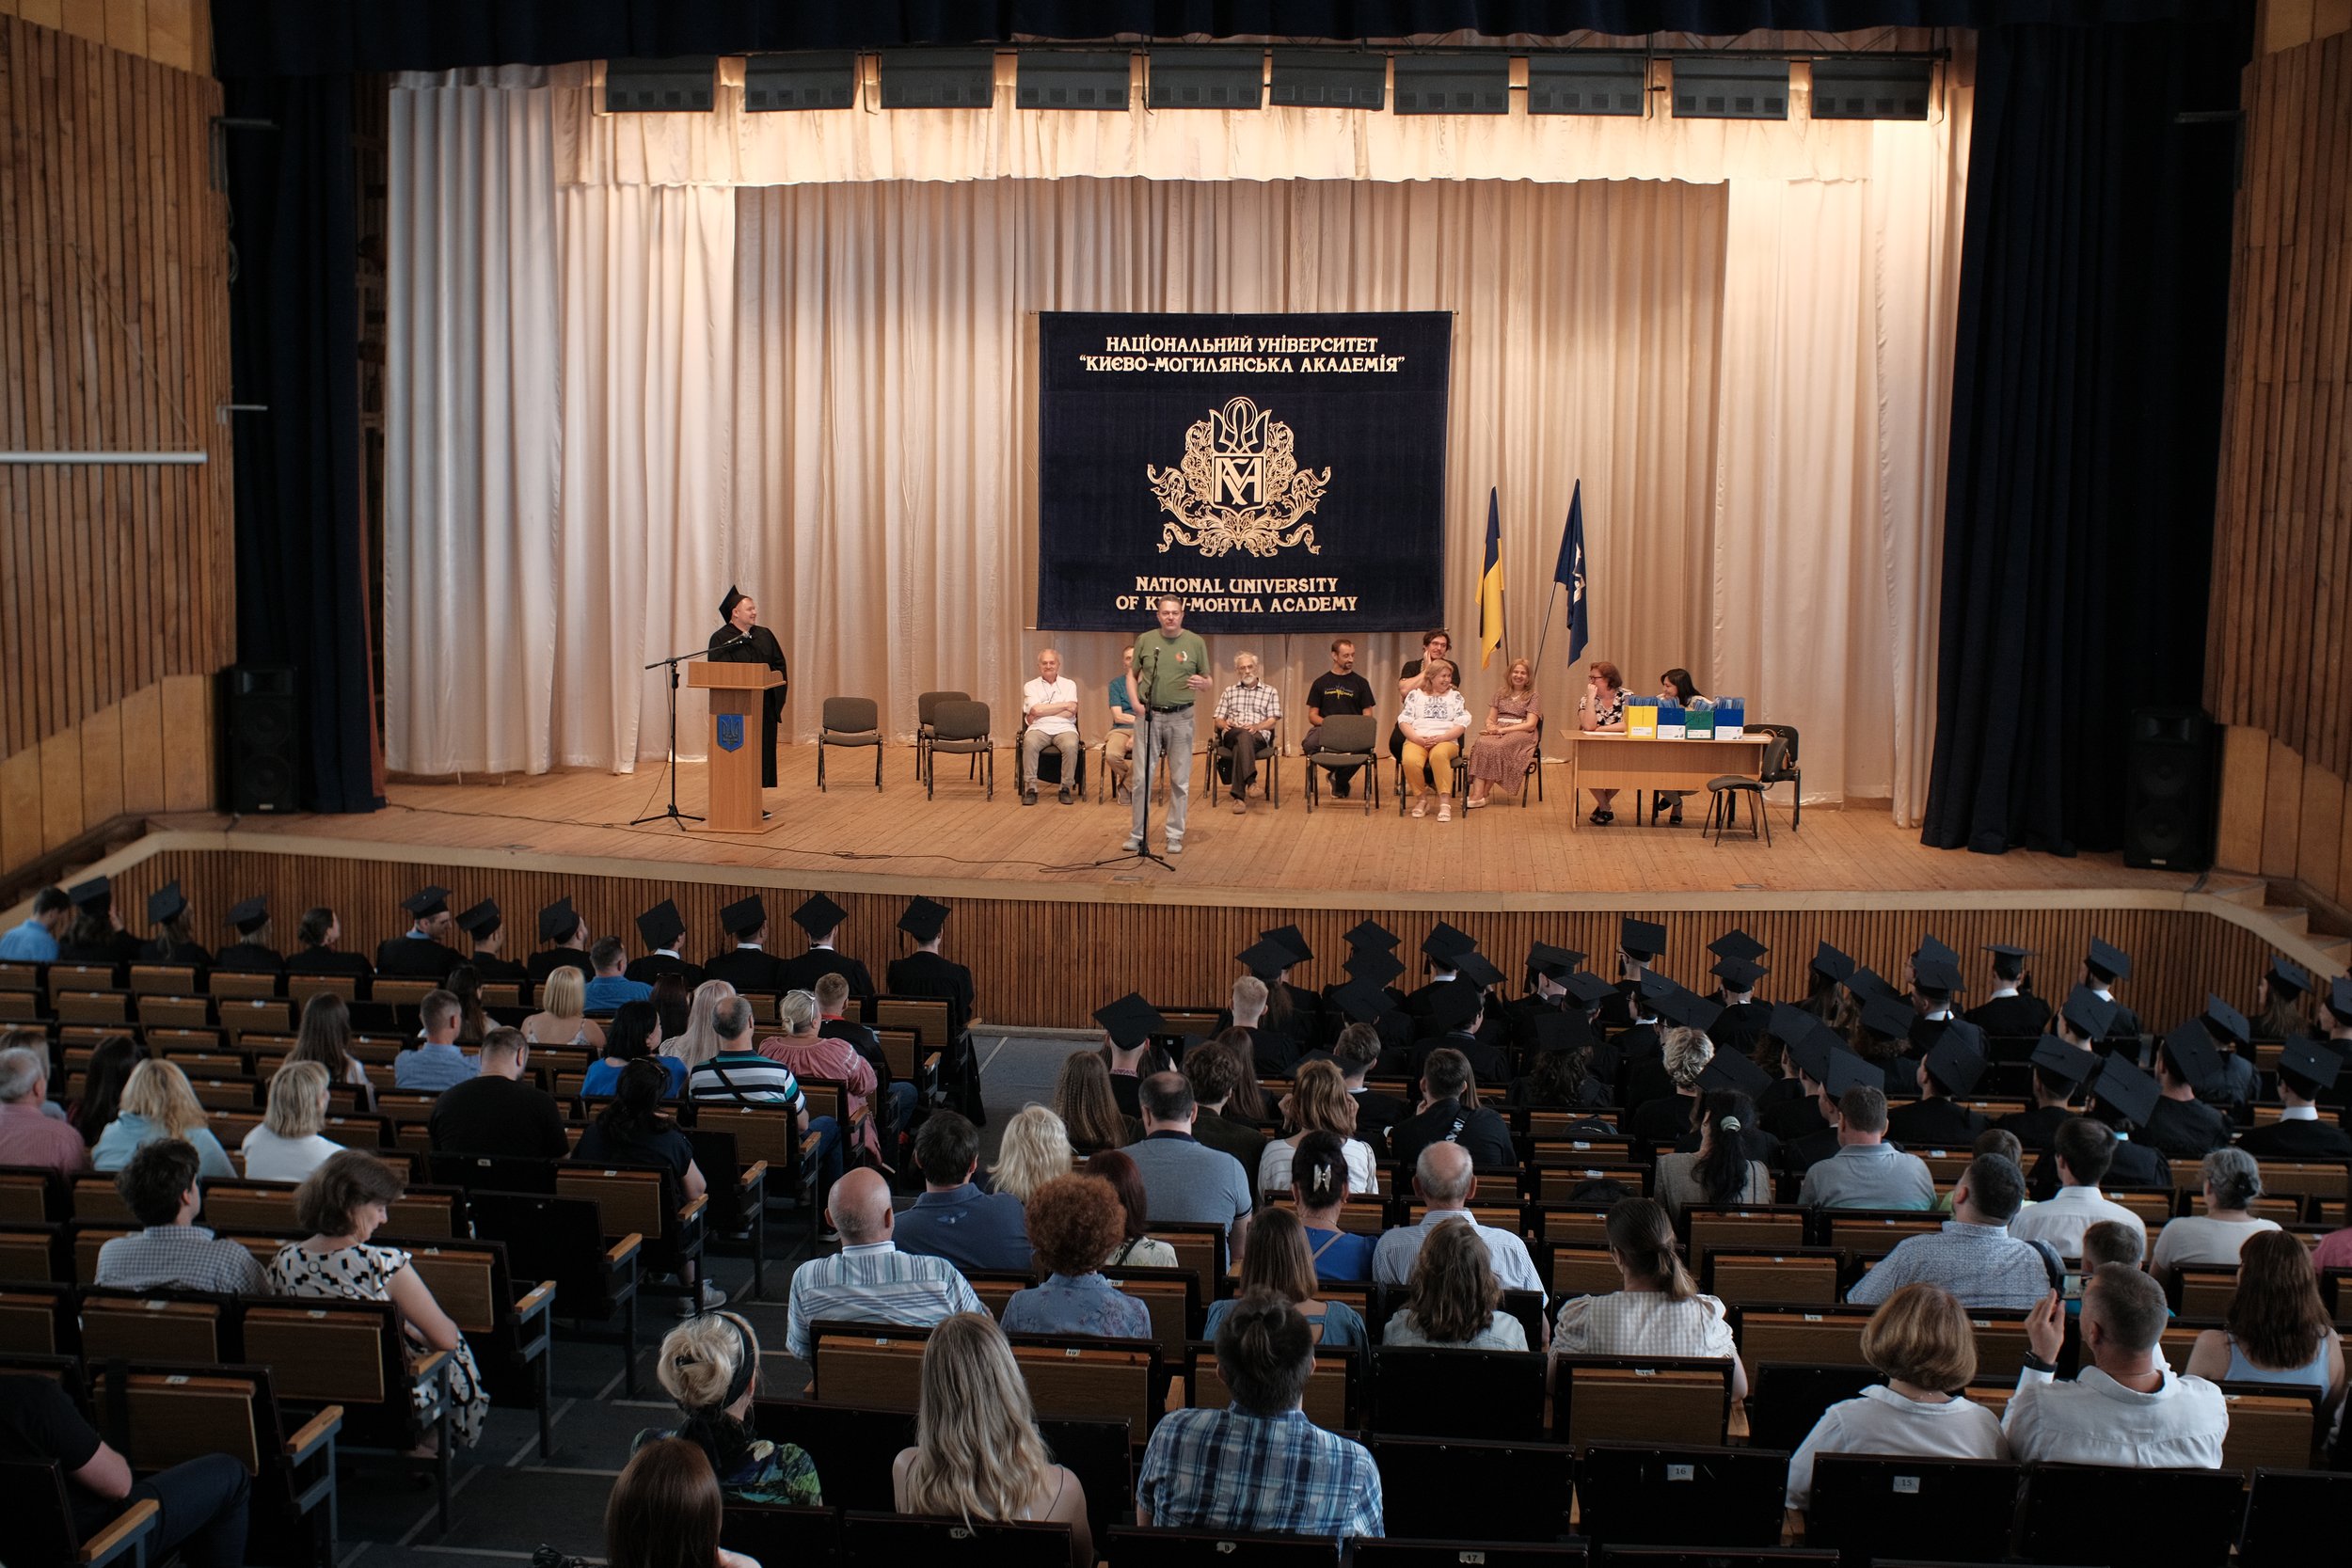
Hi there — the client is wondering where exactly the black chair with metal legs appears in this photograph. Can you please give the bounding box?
[1303,714,1379,815]
[914,689,968,782]
[1705,732,1791,846]
[1206,720,1279,808]
[924,701,993,800]
[1016,720,1087,803]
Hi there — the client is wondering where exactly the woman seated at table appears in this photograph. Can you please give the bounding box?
[1576,660,1632,823]
[1649,668,1712,825]
[1398,659,1470,822]
[1465,657,1542,809]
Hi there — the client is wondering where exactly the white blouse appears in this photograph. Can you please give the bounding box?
[1786,1386,2010,1509]
[1259,1136,1381,1196]
[1400,689,1470,738]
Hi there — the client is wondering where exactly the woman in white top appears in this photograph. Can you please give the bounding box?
[1383,1216,1528,1350]
[1786,1283,2010,1511]
[1575,660,1632,823]
[1398,658,1471,822]
[520,967,605,1050]
[242,1060,344,1181]
[1550,1196,1744,1398]
[1259,1060,1379,1196]
[2150,1147,2281,1283]
[894,1313,1091,1568]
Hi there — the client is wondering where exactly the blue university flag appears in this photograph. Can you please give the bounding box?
[1555,480,1589,665]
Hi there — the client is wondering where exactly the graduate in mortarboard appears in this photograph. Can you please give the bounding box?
[453,899,529,981]
[711,585,789,793]
[1964,942,2050,1038]
[374,886,464,981]
[887,897,981,1122]
[527,897,595,985]
[212,895,284,974]
[772,894,874,1000]
[623,900,704,990]
[57,877,144,968]
[139,881,213,970]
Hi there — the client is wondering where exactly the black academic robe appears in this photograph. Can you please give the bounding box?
[1711,1000,1772,1060]
[2142,1096,2231,1160]
[704,947,783,995]
[888,950,981,1119]
[1761,1091,1827,1144]
[58,931,144,969]
[527,947,595,985]
[374,934,462,982]
[773,948,875,1001]
[1407,1030,1514,1092]
[624,953,702,989]
[2235,1117,2352,1161]
[710,622,788,789]
[468,952,531,982]
[1885,1096,1989,1150]
[1776,1124,1841,1178]
[1389,1097,1516,1172]
[1631,1091,1700,1146]
[2102,1002,2144,1044]
[285,946,373,980]
[1965,993,2051,1039]
[140,937,213,970]
[210,942,284,974]
[1349,1086,1413,1156]
[1992,1102,2075,1154]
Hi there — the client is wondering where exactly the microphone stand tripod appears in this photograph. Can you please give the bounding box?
[632,634,751,830]
[1092,642,1175,872]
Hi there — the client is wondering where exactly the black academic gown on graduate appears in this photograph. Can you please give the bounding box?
[374,933,463,982]
[710,622,788,789]
[468,952,531,982]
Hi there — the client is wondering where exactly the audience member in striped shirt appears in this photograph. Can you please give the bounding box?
[689,995,842,1192]
[784,1168,987,1360]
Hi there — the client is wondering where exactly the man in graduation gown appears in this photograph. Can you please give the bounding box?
[887,896,981,1123]
[527,898,595,986]
[212,896,285,974]
[376,886,464,981]
[710,586,788,791]
[772,894,875,999]
[453,900,530,982]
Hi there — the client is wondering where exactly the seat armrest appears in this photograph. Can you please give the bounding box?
[285,1405,344,1462]
[604,1233,644,1271]
[78,1498,160,1565]
[677,1194,709,1225]
[736,1161,769,1198]
[514,1280,557,1320]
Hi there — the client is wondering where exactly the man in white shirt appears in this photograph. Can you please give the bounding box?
[2005,1117,2148,1259]
[2005,1264,2227,1468]
[1373,1142,1545,1307]
[1019,647,1082,806]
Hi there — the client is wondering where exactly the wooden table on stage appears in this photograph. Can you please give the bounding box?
[1565,733,1770,832]
[686,661,783,833]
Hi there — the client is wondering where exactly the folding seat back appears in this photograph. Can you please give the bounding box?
[1574,1442,1788,1549]
[1807,1453,2024,1566]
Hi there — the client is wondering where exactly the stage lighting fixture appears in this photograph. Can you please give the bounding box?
[1670,58,1788,120]
[743,52,857,112]
[1016,52,1134,110]
[1145,47,1264,109]
[1268,50,1386,110]
[878,49,997,109]
[605,57,718,113]
[1809,58,1933,119]
[1526,55,1647,116]
[1391,55,1509,115]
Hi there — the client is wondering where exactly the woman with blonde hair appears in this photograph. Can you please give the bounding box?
[1551,1196,1743,1397]
[1258,1059,1378,1196]
[1629,1026,1716,1143]
[92,1058,232,1178]
[1054,1050,1136,1156]
[243,1060,343,1181]
[892,1314,1092,1566]
[661,979,739,1072]
[993,1104,1075,1204]
[1202,1206,1366,1346]
[1398,657,1470,822]
[1384,1218,1524,1348]
[639,1310,821,1506]
[1465,655,1541,809]
[1785,1283,2008,1511]
[521,966,605,1050]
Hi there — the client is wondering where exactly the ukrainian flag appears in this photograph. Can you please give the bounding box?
[1478,486,1504,670]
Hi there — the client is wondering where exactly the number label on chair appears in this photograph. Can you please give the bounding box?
[1668,1464,1694,1481]
[1893,1475,1921,1495]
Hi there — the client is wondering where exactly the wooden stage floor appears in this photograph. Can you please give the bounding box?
[186,744,2204,914]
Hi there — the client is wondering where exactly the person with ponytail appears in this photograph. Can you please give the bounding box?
[640,1311,820,1507]
[1654,1091,1770,1218]
[1551,1196,1743,1397]
[1292,1131,1375,1282]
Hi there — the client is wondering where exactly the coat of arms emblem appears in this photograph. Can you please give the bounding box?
[1147,396,1331,559]
[715,714,744,752]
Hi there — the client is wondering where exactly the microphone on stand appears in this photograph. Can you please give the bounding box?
[715,631,755,652]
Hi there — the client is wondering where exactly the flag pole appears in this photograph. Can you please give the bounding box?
[1533,580,1561,673]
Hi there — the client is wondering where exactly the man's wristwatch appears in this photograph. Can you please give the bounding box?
[2021,1351,2057,1374]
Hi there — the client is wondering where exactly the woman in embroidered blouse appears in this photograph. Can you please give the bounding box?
[1000,1174,1152,1338]
[1465,657,1543,809]
[1577,660,1631,823]
[1202,1205,1368,1347]
[1550,1196,1744,1398]
[638,1309,822,1506]
[1399,658,1471,822]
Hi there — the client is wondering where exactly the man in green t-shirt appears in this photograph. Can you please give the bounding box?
[1126,595,1211,854]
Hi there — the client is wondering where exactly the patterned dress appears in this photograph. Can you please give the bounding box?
[631,1422,823,1506]
[269,1241,490,1448]
[1467,689,1542,784]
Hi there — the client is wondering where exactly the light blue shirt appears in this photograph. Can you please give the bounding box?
[394,1043,477,1093]
[582,974,653,1014]
[582,1056,688,1099]
[0,919,59,961]
[91,1111,235,1180]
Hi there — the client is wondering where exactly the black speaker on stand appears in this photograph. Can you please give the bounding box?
[225,666,300,815]
[2122,706,2215,871]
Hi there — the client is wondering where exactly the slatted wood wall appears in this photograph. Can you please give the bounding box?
[2206,28,2352,903]
[112,847,2276,1032]
[0,12,233,756]
[0,0,209,75]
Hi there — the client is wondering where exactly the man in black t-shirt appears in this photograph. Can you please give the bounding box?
[0,1374,250,1567]
[1301,638,1376,798]
[427,1027,569,1159]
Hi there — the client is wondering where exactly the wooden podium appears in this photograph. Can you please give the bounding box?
[687,661,782,832]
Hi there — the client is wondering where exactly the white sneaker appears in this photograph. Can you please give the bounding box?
[1121,837,1143,852]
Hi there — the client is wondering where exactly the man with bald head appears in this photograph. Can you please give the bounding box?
[1372,1142,1545,1300]
[1020,647,1082,806]
[783,1167,987,1360]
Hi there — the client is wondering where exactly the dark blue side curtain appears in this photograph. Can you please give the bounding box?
[222,72,383,814]
[1920,12,2247,855]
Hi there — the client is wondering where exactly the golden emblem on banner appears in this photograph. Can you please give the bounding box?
[1147,397,1331,558]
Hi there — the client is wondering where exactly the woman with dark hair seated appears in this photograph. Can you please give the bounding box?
[639,1310,820,1505]
[584,1001,686,1098]
[1087,1148,1176,1268]
[1510,1043,1613,1114]
[1001,1175,1151,1338]
[1202,1205,1366,1346]
[1383,1218,1526,1349]
[1057,1051,1140,1156]
[1291,1131,1376,1283]
[606,1437,761,1568]
[650,974,695,1042]
[1550,1196,1743,1398]
[71,1034,148,1148]
[576,1059,724,1313]
[2185,1229,2347,1421]
[1654,1091,1770,1217]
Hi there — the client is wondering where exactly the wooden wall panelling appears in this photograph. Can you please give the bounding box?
[2217,725,2271,871]
[77,699,121,827]
[0,0,199,71]
[0,749,41,870]
[38,729,82,852]
[2261,734,2305,880]
[159,673,211,811]
[116,678,164,812]
[2296,764,2345,904]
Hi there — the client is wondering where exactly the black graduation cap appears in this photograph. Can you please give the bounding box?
[1636,970,1679,1004]
[2085,938,2133,981]
[1260,925,1313,965]
[400,885,451,918]
[1912,958,1965,995]
[1699,1046,1772,1100]
[1983,942,2036,961]
[2266,957,2311,997]
[454,899,503,939]
[2159,1020,2222,1090]
[1235,939,1295,979]
[1422,923,1477,964]
[1530,1012,1583,1054]
[1768,1003,1815,1045]
[1346,947,1406,989]
[898,896,950,942]
[2331,976,2352,1022]
[1823,1048,1885,1098]
[537,897,580,943]
[1659,990,1724,1035]
[1843,966,1898,1006]
[2201,993,2250,1047]
[1860,995,1918,1042]
[1708,928,1769,964]
[791,894,849,940]
[720,895,768,937]
[1426,979,1485,1032]
[146,881,186,926]
[1620,917,1667,958]
[1810,941,1855,983]
[2059,986,2117,1041]
[1711,957,1769,991]
[1453,950,1507,990]
[1330,978,1393,1024]
[1923,1033,1989,1097]
[1526,942,1582,980]
[1913,933,1960,970]
[719,584,746,621]
[2090,1054,2160,1128]
[2029,1035,2098,1087]
[1562,971,1617,1006]
[225,895,269,933]
[637,899,687,950]
[2280,1036,2344,1092]
[1343,918,1399,952]
[1094,991,1167,1048]
[1788,1029,1836,1085]
[66,876,111,911]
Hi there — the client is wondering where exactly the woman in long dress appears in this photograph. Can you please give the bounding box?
[1466,657,1542,809]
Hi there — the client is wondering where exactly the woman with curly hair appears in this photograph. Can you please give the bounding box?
[1001,1175,1152,1338]
[894,1314,1093,1567]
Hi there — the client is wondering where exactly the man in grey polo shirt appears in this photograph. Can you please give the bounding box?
[1798,1086,1937,1210]
[1120,1072,1252,1254]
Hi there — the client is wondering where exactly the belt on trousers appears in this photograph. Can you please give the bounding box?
[1147,704,1193,714]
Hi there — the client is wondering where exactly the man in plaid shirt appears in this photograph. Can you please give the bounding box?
[1212,652,1282,815]
[93,1138,270,1295]
[1137,1292,1383,1541]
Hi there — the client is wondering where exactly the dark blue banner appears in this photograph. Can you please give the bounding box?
[1037,310,1453,634]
